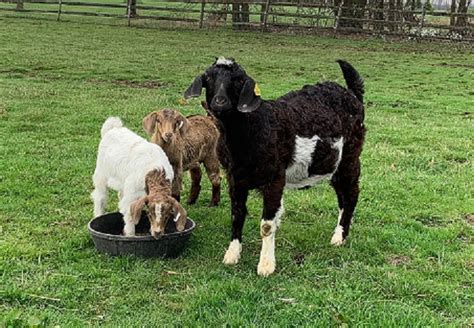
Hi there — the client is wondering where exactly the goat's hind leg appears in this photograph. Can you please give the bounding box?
[204,154,221,206]
[258,175,285,277]
[330,158,361,246]
[187,164,202,205]
[91,172,108,217]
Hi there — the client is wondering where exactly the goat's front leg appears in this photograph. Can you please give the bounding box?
[119,194,142,237]
[171,160,183,202]
[258,175,285,277]
[223,183,248,265]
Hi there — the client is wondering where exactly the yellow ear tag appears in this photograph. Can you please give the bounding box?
[254,83,261,97]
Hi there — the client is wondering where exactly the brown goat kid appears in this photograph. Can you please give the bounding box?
[131,169,187,238]
[143,109,221,206]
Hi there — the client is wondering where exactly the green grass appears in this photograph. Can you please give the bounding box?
[1,15,473,327]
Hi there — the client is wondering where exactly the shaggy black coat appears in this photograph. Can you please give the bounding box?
[185,58,365,275]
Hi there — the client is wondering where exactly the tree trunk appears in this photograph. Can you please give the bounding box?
[338,0,367,29]
[241,3,250,23]
[388,0,396,31]
[455,0,469,27]
[450,0,456,26]
[16,0,24,10]
[374,0,384,30]
[127,0,137,17]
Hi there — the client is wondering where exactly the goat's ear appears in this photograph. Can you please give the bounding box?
[184,76,203,99]
[177,116,190,135]
[237,77,261,113]
[129,196,147,225]
[172,200,187,232]
[143,112,157,135]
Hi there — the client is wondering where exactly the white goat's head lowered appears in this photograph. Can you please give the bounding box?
[129,169,187,238]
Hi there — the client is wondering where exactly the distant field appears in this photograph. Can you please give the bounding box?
[0,15,473,326]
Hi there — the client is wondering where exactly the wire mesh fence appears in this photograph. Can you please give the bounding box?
[0,0,472,41]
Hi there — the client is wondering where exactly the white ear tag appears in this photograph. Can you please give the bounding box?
[174,212,181,222]
[178,121,184,129]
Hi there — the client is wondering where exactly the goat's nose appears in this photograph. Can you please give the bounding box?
[214,96,227,106]
[165,132,172,139]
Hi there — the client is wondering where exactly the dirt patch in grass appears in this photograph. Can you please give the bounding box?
[88,79,166,89]
[292,252,305,266]
[415,215,447,227]
[465,214,474,226]
[387,255,411,266]
[113,79,165,89]
[434,63,474,69]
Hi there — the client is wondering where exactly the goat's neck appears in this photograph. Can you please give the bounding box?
[146,172,172,200]
[152,133,183,163]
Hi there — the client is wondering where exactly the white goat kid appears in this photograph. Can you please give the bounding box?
[91,117,186,237]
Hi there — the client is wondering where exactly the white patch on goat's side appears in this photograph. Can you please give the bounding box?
[332,137,344,170]
[216,56,234,66]
[223,239,242,265]
[286,135,320,185]
[286,136,344,189]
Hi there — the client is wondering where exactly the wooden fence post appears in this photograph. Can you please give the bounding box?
[57,0,62,21]
[334,0,344,35]
[127,0,132,26]
[261,0,271,31]
[199,0,205,28]
[418,0,427,38]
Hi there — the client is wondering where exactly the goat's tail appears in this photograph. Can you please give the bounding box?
[101,117,123,137]
[337,60,364,103]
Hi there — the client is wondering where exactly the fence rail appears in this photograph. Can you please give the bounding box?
[0,0,472,41]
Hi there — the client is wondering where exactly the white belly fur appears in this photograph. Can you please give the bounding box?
[285,135,344,189]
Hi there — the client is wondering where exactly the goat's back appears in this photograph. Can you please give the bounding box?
[96,126,174,184]
[182,115,219,164]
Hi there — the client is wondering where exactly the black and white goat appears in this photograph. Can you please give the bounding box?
[184,57,366,276]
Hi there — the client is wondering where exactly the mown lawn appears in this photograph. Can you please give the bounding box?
[0,15,473,327]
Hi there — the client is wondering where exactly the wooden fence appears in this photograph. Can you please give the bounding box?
[0,0,472,41]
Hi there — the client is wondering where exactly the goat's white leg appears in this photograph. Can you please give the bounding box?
[257,204,284,277]
[258,179,284,277]
[223,236,242,265]
[119,196,137,236]
[91,172,108,217]
[331,209,345,246]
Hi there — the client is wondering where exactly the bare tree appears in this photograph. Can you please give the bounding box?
[450,0,457,26]
[337,0,367,29]
[127,0,137,17]
[455,0,470,27]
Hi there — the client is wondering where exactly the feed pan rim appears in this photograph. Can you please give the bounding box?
[88,212,196,242]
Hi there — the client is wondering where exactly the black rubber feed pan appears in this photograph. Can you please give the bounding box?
[88,212,195,258]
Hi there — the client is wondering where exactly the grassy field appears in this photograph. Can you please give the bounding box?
[1,15,473,327]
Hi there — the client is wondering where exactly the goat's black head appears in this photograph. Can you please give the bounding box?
[184,57,261,115]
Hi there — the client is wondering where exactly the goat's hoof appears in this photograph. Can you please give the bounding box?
[222,242,242,265]
[187,198,197,205]
[223,252,240,265]
[257,259,275,277]
[330,234,346,246]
